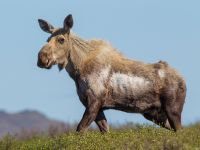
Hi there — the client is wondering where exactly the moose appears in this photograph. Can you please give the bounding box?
[37,14,186,132]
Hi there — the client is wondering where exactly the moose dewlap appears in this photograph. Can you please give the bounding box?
[37,14,186,133]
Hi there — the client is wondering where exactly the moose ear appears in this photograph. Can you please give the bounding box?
[38,19,54,34]
[63,14,73,31]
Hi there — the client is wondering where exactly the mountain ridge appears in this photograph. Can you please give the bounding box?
[0,110,67,137]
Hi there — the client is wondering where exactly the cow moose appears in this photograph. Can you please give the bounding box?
[37,14,186,132]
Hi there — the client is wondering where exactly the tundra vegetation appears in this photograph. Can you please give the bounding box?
[37,14,186,133]
[0,123,200,150]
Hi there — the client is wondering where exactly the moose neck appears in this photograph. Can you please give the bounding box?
[65,33,95,80]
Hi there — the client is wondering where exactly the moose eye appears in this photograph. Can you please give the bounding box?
[57,37,65,44]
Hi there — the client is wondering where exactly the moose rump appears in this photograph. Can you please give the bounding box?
[37,14,186,133]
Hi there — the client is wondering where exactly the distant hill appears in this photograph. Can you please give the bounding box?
[0,110,67,137]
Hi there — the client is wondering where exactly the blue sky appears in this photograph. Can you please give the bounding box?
[0,0,200,125]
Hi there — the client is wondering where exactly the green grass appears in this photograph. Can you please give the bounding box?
[0,125,200,150]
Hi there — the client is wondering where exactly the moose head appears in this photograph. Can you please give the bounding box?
[37,14,73,70]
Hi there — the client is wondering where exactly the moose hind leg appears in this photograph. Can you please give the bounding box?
[155,109,172,130]
[165,105,182,131]
[95,110,109,133]
[143,111,171,130]
[163,86,185,131]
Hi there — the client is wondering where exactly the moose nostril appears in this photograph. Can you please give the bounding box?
[37,52,47,67]
[38,52,47,61]
[37,59,43,68]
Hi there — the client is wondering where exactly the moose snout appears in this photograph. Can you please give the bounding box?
[37,52,44,68]
[37,52,48,68]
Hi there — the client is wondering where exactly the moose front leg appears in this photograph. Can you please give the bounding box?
[95,110,109,133]
[76,100,101,132]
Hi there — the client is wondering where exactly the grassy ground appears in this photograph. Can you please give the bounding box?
[0,124,200,150]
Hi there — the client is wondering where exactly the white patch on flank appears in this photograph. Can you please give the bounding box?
[158,69,165,78]
[87,66,110,96]
[110,73,152,97]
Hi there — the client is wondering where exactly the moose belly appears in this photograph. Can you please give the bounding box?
[109,73,152,98]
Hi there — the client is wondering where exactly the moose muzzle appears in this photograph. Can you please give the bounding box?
[37,48,54,69]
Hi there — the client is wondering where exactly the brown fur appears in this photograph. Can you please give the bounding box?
[37,15,186,132]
